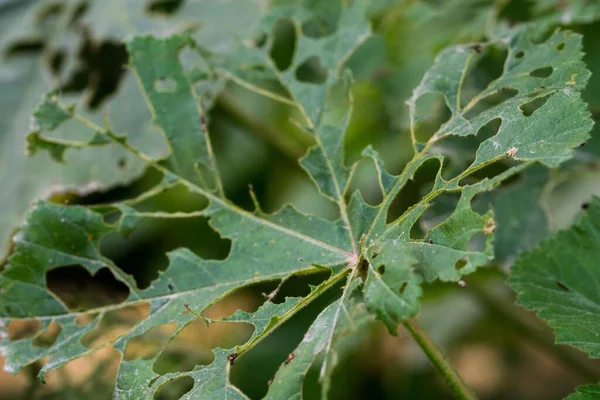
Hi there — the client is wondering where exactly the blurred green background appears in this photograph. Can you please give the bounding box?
[2,0,600,399]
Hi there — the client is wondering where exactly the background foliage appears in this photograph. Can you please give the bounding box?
[1,0,600,399]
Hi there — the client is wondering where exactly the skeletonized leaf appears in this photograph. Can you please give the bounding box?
[0,1,594,398]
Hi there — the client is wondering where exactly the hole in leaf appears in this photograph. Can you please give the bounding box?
[103,209,122,225]
[468,232,487,253]
[124,323,177,361]
[302,361,322,399]
[68,2,89,26]
[253,32,268,49]
[230,275,343,398]
[154,77,177,93]
[460,43,508,108]
[519,94,551,117]
[153,320,253,374]
[153,375,194,400]
[346,157,384,206]
[129,183,208,214]
[39,346,120,394]
[475,118,502,142]
[179,47,209,82]
[152,287,263,374]
[529,25,555,44]
[202,287,265,319]
[33,322,62,348]
[410,216,426,240]
[269,270,331,304]
[470,191,494,216]
[529,66,553,78]
[471,159,517,185]
[81,303,151,349]
[147,0,184,14]
[498,0,534,24]
[459,160,516,189]
[60,38,129,110]
[76,313,99,326]
[46,266,129,310]
[398,281,408,294]
[69,167,164,206]
[412,93,452,143]
[515,51,524,59]
[88,42,129,109]
[556,281,569,291]
[5,41,44,57]
[419,192,461,233]
[101,214,230,290]
[434,138,476,180]
[377,265,385,275]
[453,124,504,175]
[149,376,160,388]
[49,50,65,74]
[557,42,565,51]
[270,19,296,71]
[7,319,41,341]
[387,158,442,223]
[454,258,468,271]
[295,56,328,84]
[463,88,518,120]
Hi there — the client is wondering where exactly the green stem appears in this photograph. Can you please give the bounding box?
[403,318,478,400]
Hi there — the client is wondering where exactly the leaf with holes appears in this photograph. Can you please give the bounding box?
[509,197,600,398]
[0,1,594,398]
[0,0,167,259]
[0,0,265,258]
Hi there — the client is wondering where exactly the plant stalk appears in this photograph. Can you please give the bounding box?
[403,318,478,400]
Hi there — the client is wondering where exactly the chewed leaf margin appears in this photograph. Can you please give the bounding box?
[0,4,595,399]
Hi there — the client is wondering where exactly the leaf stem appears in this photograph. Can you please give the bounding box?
[403,318,478,400]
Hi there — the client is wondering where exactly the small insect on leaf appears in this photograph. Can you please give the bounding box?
[506,147,518,157]
[283,353,295,365]
[227,353,239,365]
[471,43,483,53]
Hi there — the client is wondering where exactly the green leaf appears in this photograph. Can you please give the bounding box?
[509,197,600,399]
[565,384,600,400]
[363,241,421,334]
[0,0,167,257]
[509,196,600,358]
[0,52,169,256]
[0,2,594,397]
